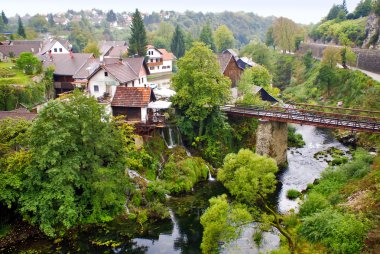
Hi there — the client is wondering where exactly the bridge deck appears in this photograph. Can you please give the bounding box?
[221,105,380,134]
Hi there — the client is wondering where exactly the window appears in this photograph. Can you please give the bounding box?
[132,81,134,87]
[138,78,141,84]
[167,65,170,68]
[141,77,144,83]
[150,59,153,63]
[149,66,154,70]
[54,48,57,52]
[157,66,160,69]
[94,85,99,92]
[104,71,108,77]
[59,48,62,52]
[162,66,166,69]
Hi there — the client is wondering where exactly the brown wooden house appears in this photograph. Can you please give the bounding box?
[111,87,156,122]
[217,50,244,88]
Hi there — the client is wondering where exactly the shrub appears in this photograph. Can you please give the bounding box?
[299,192,330,217]
[300,209,369,254]
[286,189,302,200]
[288,126,305,148]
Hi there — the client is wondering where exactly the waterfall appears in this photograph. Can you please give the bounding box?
[207,165,215,181]
[127,169,151,183]
[161,127,183,149]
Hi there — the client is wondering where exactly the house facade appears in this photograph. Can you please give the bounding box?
[111,87,156,122]
[217,50,244,88]
[146,46,175,74]
[87,57,149,100]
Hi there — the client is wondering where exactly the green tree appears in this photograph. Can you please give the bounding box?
[354,0,372,17]
[1,11,8,25]
[19,92,130,236]
[128,9,147,57]
[16,52,42,75]
[200,195,252,253]
[239,41,273,69]
[83,41,101,57]
[214,25,235,52]
[272,17,298,53]
[265,26,276,49]
[238,65,278,97]
[17,16,26,38]
[171,42,231,140]
[201,149,296,253]
[339,35,357,68]
[47,13,55,27]
[171,25,186,58]
[106,10,117,23]
[199,24,216,52]
[0,118,31,208]
[322,46,342,68]
[29,14,49,33]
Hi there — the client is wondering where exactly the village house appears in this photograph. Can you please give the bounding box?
[38,39,71,56]
[99,41,129,59]
[217,49,244,88]
[111,86,156,122]
[146,45,175,74]
[40,52,94,96]
[0,40,43,61]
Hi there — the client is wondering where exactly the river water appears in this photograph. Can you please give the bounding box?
[10,125,349,253]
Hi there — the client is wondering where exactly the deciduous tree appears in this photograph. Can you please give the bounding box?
[214,25,235,52]
[19,92,129,236]
[171,42,231,140]
[83,41,101,57]
[201,149,297,253]
[16,52,42,75]
[199,24,216,52]
[272,17,298,53]
[128,9,147,57]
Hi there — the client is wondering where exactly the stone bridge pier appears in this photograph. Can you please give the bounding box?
[256,120,288,167]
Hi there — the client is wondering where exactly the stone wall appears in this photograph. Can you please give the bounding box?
[256,120,288,167]
[300,42,380,74]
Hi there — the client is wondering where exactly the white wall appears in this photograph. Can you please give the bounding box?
[146,48,161,58]
[50,41,69,54]
[88,69,119,98]
[141,107,147,123]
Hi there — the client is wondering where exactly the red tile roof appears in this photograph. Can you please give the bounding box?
[158,48,175,61]
[111,87,155,107]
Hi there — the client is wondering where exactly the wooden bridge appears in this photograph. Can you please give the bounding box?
[221,103,380,134]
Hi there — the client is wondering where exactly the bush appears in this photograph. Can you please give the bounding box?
[288,126,305,148]
[286,189,301,200]
[300,209,369,254]
[160,156,209,193]
[299,193,330,217]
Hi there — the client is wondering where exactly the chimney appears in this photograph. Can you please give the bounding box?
[100,55,104,66]
[69,49,73,59]
[48,50,52,61]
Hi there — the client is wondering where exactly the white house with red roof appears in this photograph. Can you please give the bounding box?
[146,45,175,74]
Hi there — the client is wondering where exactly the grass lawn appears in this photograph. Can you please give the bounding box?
[0,62,33,85]
[147,72,173,81]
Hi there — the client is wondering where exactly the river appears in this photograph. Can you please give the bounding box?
[8,125,349,253]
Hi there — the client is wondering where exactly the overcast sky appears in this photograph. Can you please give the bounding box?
[4,0,362,24]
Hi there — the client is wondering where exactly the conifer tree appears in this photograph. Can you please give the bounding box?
[128,9,147,57]
[47,13,55,27]
[17,16,26,38]
[1,11,8,25]
[170,25,186,58]
[199,24,216,52]
[342,0,348,13]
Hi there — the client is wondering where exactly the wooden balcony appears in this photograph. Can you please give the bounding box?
[147,58,163,67]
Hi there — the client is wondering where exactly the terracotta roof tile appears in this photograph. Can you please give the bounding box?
[111,87,155,107]
[158,48,176,61]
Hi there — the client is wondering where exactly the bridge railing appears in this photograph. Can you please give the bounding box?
[220,104,380,133]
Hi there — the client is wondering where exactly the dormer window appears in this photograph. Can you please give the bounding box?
[104,71,108,77]
[59,48,62,52]
[54,48,57,52]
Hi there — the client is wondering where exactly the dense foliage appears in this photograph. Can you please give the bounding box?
[170,25,186,58]
[171,42,232,166]
[0,92,131,237]
[202,149,297,253]
[298,150,374,253]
